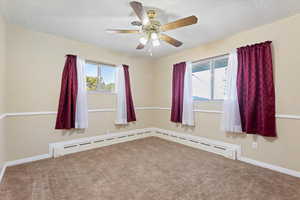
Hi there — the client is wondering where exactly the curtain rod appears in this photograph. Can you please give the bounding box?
[192,53,229,64]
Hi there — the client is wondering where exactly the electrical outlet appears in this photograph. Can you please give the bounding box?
[252,142,258,149]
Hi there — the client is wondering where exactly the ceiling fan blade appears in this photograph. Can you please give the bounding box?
[106,29,140,34]
[160,34,183,47]
[136,43,145,49]
[160,16,198,32]
[130,1,149,25]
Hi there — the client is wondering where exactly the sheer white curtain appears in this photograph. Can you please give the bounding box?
[75,57,88,128]
[182,61,194,126]
[222,50,242,132]
[115,65,127,124]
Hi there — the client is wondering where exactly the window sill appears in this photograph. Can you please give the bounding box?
[88,90,116,95]
[193,100,224,103]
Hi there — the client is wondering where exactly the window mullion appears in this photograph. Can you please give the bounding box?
[97,65,102,91]
[98,65,102,78]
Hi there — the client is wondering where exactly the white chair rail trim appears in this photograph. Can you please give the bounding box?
[1,107,299,120]
[0,113,7,120]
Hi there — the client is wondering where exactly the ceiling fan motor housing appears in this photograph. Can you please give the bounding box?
[147,10,157,19]
[141,10,161,38]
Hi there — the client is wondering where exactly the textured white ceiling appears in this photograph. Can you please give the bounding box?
[1,0,300,57]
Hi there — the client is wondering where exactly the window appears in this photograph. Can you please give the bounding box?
[192,55,228,101]
[86,62,116,93]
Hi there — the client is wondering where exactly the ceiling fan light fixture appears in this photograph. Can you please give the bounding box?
[152,39,160,47]
[139,37,148,45]
[151,32,158,40]
[142,18,149,25]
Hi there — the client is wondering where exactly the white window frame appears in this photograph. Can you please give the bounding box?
[192,54,228,102]
[86,61,117,94]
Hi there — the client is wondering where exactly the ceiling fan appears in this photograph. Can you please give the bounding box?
[106,1,198,50]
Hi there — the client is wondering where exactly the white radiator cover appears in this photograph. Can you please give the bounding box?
[154,128,240,160]
[49,129,152,158]
[49,128,241,160]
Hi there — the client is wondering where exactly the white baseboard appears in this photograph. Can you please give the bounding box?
[239,156,300,178]
[0,154,51,183]
[1,127,299,183]
[0,163,7,184]
[5,154,51,167]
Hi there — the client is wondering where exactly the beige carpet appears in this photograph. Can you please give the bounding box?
[1,137,300,200]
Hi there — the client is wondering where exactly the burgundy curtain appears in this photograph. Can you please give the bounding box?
[171,62,186,123]
[237,41,276,137]
[123,65,136,122]
[55,55,78,129]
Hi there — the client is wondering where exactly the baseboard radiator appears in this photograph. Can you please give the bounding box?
[50,129,153,158]
[153,128,240,160]
[49,128,240,160]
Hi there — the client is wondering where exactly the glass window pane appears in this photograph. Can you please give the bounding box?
[86,63,99,91]
[97,65,116,92]
[213,64,227,100]
[214,57,228,69]
[192,61,211,101]
[192,62,210,73]
[192,56,228,101]
[86,63,98,77]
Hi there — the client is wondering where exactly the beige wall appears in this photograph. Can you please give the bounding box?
[5,24,155,160]
[0,15,5,114]
[152,14,300,171]
[0,15,7,168]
